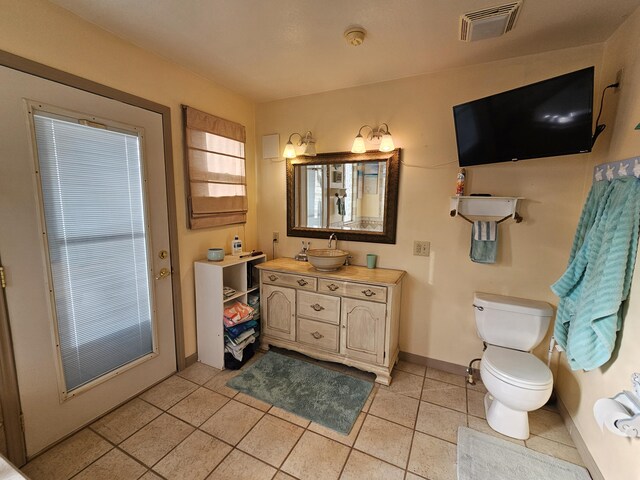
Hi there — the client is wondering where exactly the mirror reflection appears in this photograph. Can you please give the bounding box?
[295,161,387,231]
[287,149,400,244]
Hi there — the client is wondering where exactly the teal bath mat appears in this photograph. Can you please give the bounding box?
[457,427,590,480]
[227,351,373,434]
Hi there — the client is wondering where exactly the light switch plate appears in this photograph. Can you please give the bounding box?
[414,241,430,256]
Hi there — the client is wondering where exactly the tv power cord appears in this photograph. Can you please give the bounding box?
[592,81,621,146]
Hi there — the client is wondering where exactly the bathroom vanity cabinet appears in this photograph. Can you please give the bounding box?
[256,258,405,385]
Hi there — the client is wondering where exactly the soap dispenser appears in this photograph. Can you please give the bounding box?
[231,235,242,255]
[295,241,310,261]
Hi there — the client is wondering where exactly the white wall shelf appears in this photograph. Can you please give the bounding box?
[450,196,524,223]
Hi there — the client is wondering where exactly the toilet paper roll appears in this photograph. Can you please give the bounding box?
[593,398,631,437]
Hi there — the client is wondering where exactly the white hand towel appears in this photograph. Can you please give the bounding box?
[473,221,497,241]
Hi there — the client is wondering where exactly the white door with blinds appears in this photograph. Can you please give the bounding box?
[0,65,176,456]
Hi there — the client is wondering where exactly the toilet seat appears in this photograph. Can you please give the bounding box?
[483,346,553,390]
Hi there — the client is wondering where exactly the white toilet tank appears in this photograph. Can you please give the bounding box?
[473,293,553,351]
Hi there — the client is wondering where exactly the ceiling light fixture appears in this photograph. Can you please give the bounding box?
[344,26,367,47]
[283,131,316,159]
[351,124,395,153]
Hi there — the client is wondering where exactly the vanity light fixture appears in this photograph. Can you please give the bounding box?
[283,131,316,158]
[351,124,395,153]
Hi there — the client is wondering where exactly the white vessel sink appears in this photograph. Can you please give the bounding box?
[306,249,349,271]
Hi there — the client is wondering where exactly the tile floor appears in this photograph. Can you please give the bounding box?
[21,353,587,480]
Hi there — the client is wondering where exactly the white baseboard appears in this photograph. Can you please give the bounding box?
[399,351,480,377]
[555,395,603,480]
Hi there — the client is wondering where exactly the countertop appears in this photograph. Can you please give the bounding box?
[256,257,405,286]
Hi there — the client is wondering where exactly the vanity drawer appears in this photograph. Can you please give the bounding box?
[297,317,339,353]
[317,279,387,303]
[262,270,317,291]
[297,291,341,325]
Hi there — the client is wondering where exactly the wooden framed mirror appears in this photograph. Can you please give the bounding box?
[286,149,401,244]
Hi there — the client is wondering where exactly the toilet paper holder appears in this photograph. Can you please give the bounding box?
[609,390,640,437]
[601,373,640,438]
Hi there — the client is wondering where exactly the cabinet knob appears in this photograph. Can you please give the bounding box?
[362,289,376,297]
[268,274,278,281]
[327,283,339,291]
[297,279,309,286]
[310,303,325,312]
[311,331,324,340]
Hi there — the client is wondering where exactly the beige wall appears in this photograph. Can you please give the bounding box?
[0,0,258,357]
[256,44,603,369]
[555,7,640,480]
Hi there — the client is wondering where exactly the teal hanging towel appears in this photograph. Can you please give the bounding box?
[470,221,498,264]
[551,176,640,371]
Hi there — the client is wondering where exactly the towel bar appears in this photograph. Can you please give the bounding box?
[450,211,523,224]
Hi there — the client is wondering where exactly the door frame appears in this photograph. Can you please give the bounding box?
[0,254,27,466]
[0,49,186,464]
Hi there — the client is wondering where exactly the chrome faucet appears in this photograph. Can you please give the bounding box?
[328,233,338,249]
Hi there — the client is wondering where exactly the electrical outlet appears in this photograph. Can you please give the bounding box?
[272,232,279,243]
[413,240,430,257]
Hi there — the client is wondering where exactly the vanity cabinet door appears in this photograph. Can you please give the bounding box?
[262,284,296,341]
[340,298,386,365]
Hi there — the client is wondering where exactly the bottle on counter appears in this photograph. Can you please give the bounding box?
[232,235,242,255]
[455,168,466,196]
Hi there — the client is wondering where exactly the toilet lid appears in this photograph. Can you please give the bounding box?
[482,346,553,390]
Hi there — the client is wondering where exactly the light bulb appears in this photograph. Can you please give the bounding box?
[379,133,394,152]
[283,141,297,159]
[351,134,366,154]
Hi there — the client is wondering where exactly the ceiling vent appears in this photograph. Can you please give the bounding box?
[460,2,522,42]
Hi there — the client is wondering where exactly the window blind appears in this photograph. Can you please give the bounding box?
[183,105,247,228]
[33,112,154,393]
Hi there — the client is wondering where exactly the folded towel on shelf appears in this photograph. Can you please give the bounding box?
[223,301,255,327]
[473,221,497,241]
[225,334,257,361]
[470,222,498,264]
[247,294,260,307]
[225,328,256,346]
[225,319,259,339]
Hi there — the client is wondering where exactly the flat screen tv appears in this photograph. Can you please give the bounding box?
[453,67,594,167]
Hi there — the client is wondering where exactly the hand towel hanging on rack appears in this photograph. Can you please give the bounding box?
[335,194,345,216]
[473,221,497,241]
[470,222,498,264]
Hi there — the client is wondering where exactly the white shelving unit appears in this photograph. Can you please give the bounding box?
[194,254,266,369]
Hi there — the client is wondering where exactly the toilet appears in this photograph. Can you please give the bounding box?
[473,292,554,440]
